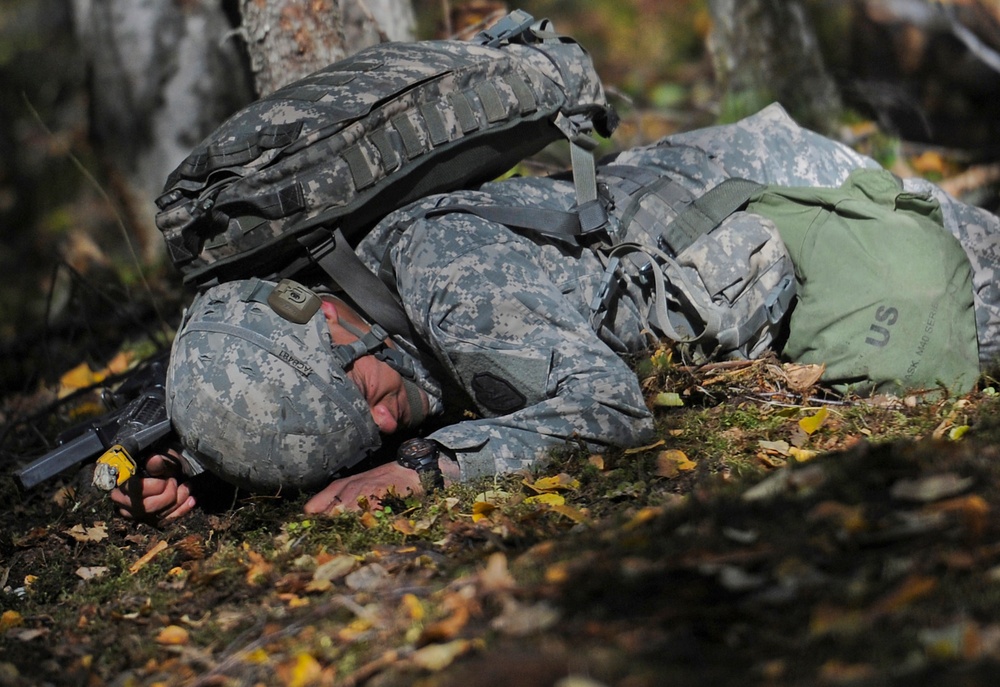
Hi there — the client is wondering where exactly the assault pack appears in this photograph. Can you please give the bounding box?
[155,10,615,334]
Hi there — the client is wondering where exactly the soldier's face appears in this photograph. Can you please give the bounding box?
[320,298,424,434]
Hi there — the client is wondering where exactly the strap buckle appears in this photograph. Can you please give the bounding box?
[475,9,535,47]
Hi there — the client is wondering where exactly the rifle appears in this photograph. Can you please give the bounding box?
[15,351,173,491]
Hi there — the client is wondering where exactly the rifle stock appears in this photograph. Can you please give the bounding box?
[14,352,172,491]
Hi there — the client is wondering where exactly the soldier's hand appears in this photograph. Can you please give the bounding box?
[110,451,197,522]
[304,462,420,514]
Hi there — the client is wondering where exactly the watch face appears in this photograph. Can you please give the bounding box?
[397,438,440,472]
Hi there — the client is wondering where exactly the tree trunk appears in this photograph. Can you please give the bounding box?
[707,0,843,133]
[238,0,414,96]
[71,0,254,263]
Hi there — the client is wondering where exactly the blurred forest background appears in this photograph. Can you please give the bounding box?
[1,0,1000,410]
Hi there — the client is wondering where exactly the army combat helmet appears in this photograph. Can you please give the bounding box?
[166,277,428,492]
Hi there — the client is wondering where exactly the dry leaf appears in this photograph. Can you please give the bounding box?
[654,449,695,478]
[624,439,665,455]
[1,610,24,632]
[75,566,109,581]
[587,454,605,470]
[156,625,190,645]
[491,598,560,636]
[402,593,424,622]
[548,504,592,525]
[312,554,356,582]
[64,523,108,543]
[359,511,379,529]
[130,540,169,575]
[344,563,390,592]
[758,439,790,455]
[244,550,273,586]
[784,362,825,390]
[410,639,474,671]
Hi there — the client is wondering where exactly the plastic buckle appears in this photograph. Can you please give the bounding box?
[476,9,535,47]
[589,256,622,318]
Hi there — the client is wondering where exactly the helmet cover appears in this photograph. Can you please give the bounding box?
[166,278,380,492]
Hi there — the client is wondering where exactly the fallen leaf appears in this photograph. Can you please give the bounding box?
[524,474,579,493]
[156,625,190,645]
[949,425,970,441]
[624,439,665,455]
[129,540,169,575]
[359,511,379,529]
[410,639,474,671]
[798,407,829,435]
[784,362,825,390]
[788,447,818,462]
[587,454,605,470]
[0,610,23,632]
[524,492,565,506]
[548,504,592,525]
[277,652,322,687]
[758,439,790,455]
[472,501,496,523]
[244,550,273,586]
[312,554,356,583]
[491,598,560,636]
[75,566,109,581]
[653,392,684,407]
[654,449,696,478]
[402,593,424,622]
[64,523,108,543]
[344,563,390,592]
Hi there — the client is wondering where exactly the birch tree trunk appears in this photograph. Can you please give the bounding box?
[239,0,415,96]
[707,0,843,133]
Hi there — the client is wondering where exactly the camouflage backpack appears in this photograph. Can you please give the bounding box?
[154,10,615,334]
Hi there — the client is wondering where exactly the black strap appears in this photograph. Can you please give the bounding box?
[302,228,416,341]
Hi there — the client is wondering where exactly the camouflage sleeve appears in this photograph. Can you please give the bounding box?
[387,211,656,481]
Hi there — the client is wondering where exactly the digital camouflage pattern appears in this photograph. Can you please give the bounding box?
[353,103,1000,479]
[167,278,380,492]
[168,104,1000,485]
[153,11,614,289]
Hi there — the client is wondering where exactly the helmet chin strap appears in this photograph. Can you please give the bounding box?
[330,320,427,426]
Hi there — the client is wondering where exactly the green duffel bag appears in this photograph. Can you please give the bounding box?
[747,168,979,396]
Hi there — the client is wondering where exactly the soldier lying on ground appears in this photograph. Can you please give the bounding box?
[113,103,1000,523]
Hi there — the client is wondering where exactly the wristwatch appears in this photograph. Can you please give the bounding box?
[396,438,444,491]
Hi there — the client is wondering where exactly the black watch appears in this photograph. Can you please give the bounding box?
[396,438,444,491]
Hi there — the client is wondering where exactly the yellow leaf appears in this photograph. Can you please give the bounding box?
[624,439,665,455]
[654,449,696,478]
[59,362,99,391]
[623,506,663,530]
[282,652,322,687]
[798,407,829,435]
[587,454,605,470]
[402,593,424,622]
[788,447,818,463]
[524,492,565,506]
[471,501,496,523]
[949,425,970,441]
[156,625,190,645]
[359,511,379,529]
[524,473,579,493]
[653,392,684,407]
[548,504,592,525]
[0,610,24,632]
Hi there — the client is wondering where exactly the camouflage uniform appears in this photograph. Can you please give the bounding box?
[352,103,999,480]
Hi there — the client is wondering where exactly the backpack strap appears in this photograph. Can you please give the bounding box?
[299,228,417,342]
[658,178,765,256]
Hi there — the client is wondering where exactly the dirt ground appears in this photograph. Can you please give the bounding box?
[4,361,1000,687]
